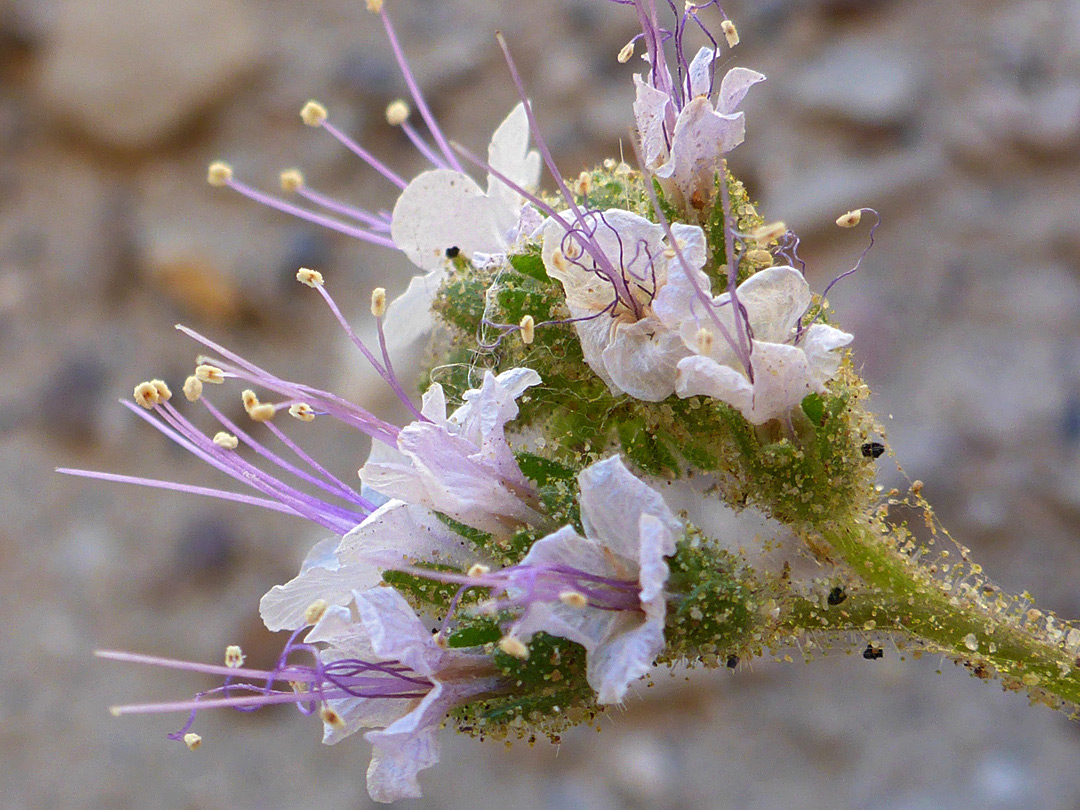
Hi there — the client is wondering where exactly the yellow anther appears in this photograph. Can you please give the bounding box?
[519,315,535,345]
[133,381,161,409]
[618,40,635,64]
[320,705,345,728]
[224,645,245,668]
[745,248,773,267]
[280,168,304,192]
[498,635,529,660]
[288,402,316,422]
[721,19,739,48]
[183,733,202,751]
[304,599,329,625]
[300,100,328,127]
[574,171,592,197]
[603,158,616,169]
[385,99,410,126]
[467,563,491,578]
[371,287,387,318]
[248,403,276,423]
[297,267,324,288]
[213,432,239,450]
[151,379,172,403]
[752,221,787,245]
[195,364,225,384]
[696,327,713,354]
[365,0,384,11]
[835,209,862,228]
[558,590,588,609]
[207,161,233,187]
[182,375,203,402]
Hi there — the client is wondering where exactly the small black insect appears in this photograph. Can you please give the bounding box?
[861,441,886,459]
[445,245,460,258]
[862,643,884,660]
[726,655,739,669]
[827,586,847,606]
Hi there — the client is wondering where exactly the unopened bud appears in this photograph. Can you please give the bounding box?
[498,635,529,659]
[183,733,202,751]
[279,168,304,192]
[721,19,739,48]
[835,209,862,228]
[304,599,328,625]
[182,375,203,402]
[288,402,316,422]
[195,364,225,384]
[519,315,535,345]
[297,267,324,287]
[207,161,233,187]
[752,221,787,245]
[213,432,239,450]
[370,287,387,317]
[617,40,635,64]
[133,381,160,409]
[224,645,245,668]
[385,99,409,126]
[300,100,328,127]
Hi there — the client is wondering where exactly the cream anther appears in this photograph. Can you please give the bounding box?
[279,169,304,192]
[183,733,202,751]
[151,379,172,403]
[195,364,225,384]
[371,287,387,318]
[297,267,324,288]
[300,100,328,127]
[304,599,329,625]
[182,375,203,402]
[498,635,529,660]
[241,389,260,411]
[288,402,316,422]
[752,221,787,245]
[467,563,491,578]
[385,99,410,126]
[745,248,773,267]
[224,645,245,668]
[248,403,276,423]
[213,432,239,450]
[519,315,535,345]
[207,161,233,187]
[574,171,592,197]
[618,40,635,64]
[133,381,160,409]
[320,705,345,728]
[365,0,384,11]
[721,19,739,48]
[836,209,862,228]
[558,590,588,609]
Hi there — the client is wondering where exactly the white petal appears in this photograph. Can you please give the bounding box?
[657,97,745,204]
[486,102,541,214]
[306,604,375,658]
[391,169,507,271]
[577,456,681,561]
[636,513,674,607]
[364,683,446,803]
[588,613,665,704]
[633,74,673,169]
[731,265,812,344]
[745,341,817,424]
[337,499,474,571]
[259,563,379,632]
[717,67,766,115]
[355,587,443,676]
[687,46,717,99]
[600,317,685,401]
[675,354,754,414]
[801,323,853,386]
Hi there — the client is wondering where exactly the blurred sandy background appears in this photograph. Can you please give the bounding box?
[4,0,1080,807]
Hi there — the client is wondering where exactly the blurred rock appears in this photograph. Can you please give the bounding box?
[787,38,925,126]
[37,0,260,150]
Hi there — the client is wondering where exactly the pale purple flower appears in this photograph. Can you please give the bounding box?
[539,209,707,401]
[653,263,853,424]
[359,367,545,534]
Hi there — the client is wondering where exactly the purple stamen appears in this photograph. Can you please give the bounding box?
[400,120,451,170]
[317,118,409,190]
[377,5,463,172]
[294,185,394,232]
[225,176,398,248]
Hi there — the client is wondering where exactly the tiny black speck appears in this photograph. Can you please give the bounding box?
[827,586,847,606]
[861,441,886,459]
[862,643,883,660]
[726,655,739,669]
[445,246,460,258]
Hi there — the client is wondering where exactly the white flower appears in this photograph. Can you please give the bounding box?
[653,263,853,424]
[540,209,708,401]
[507,456,682,704]
[634,48,765,212]
[359,367,543,534]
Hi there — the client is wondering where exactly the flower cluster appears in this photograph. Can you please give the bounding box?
[71,0,906,803]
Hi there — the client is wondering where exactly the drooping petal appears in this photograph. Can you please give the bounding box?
[800,323,854,386]
[656,97,745,207]
[578,456,680,561]
[717,67,767,115]
[355,587,445,677]
[675,354,755,413]
[634,73,674,170]
[727,266,811,345]
[486,102,541,217]
[744,341,818,424]
[586,613,665,704]
[600,316,686,402]
[687,46,717,99]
